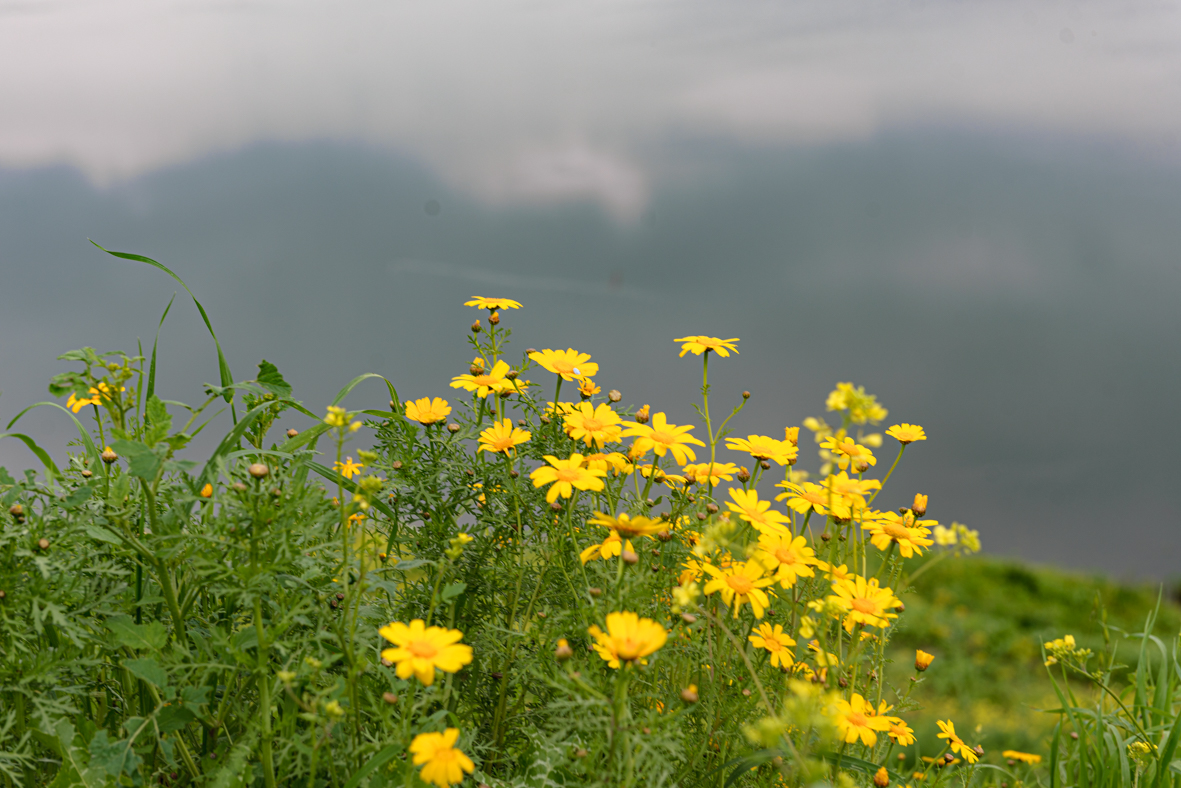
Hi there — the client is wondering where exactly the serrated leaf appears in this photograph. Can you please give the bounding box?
[441,582,467,602]
[124,657,168,687]
[88,730,142,778]
[63,483,94,508]
[156,703,196,733]
[256,359,292,397]
[108,614,167,651]
[181,685,211,707]
[110,438,164,481]
[144,395,172,446]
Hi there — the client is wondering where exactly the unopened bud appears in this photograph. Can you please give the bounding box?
[248,463,269,479]
[680,686,699,703]
[509,469,519,478]
[505,369,519,380]
[621,550,639,565]
[37,538,50,551]
[608,389,622,403]
[488,311,500,325]
[820,532,831,541]
[233,482,248,492]
[8,504,23,518]
[550,501,563,512]
[853,459,870,474]
[554,639,573,661]
[81,469,93,478]
[742,390,751,400]
[635,405,650,424]
[657,530,672,542]
[706,503,718,514]
[392,460,403,470]
[447,423,460,434]
[101,447,118,464]
[696,512,706,521]
[736,467,751,482]
[470,364,484,375]
[286,428,299,438]
[471,320,481,333]
[760,460,771,470]
[680,613,697,624]
[382,692,398,704]
[741,688,751,697]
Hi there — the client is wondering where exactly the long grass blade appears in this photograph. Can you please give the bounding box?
[0,433,60,483]
[147,293,177,404]
[5,401,102,466]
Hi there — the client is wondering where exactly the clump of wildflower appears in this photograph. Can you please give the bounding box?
[587,612,667,668]
[674,336,739,357]
[409,728,475,787]
[324,406,350,428]
[819,435,876,471]
[1043,634,1092,667]
[445,532,473,560]
[825,382,888,424]
[378,621,473,686]
[672,581,701,612]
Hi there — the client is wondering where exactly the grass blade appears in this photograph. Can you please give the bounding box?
[0,432,60,484]
[342,743,402,788]
[147,293,176,404]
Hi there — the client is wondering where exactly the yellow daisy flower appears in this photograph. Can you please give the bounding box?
[477,419,531,454]
[577,377,600,399]
[829,575,902,632]
[888,719,917,746]
[834,693,891,746]
[886,423,927,444]
[1003,750,1042,765]
[588,511,665,539]
[775,480,850,520]
[404,396,452,425]
[587,611,668,668]
[583,452,633,475]
[824,472,882,513]
[464,296,522,310]
[529,454,607,503]
[748,622,795,667]
[820,435,877,471]
[753,532,818,588]
[681,462,739,485]
[725,488,791,534]
[334,457,364,479]
[725,435,798,466]
[701,560,776,618]
[623,412,705,465]
[562,402,623,447]
[937,720,979,763]
[863,511,935,558]
[673,336,740,358]
[409,728,476,787]
[378,620,473,686]
[580,531,633,564]
[450,359,522,397]
[528,348,599,381]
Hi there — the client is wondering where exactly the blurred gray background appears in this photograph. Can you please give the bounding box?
[1,0,1178,576]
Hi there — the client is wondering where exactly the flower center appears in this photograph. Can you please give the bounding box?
[582,418,603,431]
[880,521,909,539]
[726,575,754,594]
[651,431,675,445]
[552,360,575,373]
[765,638,782,651]
[616,637,642,660]
[433,748,457,764]
[408,639,439,659]
[851,597,877,615]
[555,468,582,482]
[473,374,497,386]
[846,712,869,728]
[775,548,797,565]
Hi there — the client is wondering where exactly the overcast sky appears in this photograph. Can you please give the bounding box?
[1,0,1179,577]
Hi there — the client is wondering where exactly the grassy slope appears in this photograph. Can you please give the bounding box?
[883,556,1180,759]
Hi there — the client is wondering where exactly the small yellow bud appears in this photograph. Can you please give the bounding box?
[101,447,118,464]
[608,389,622,403]
[554,639,574,661]
[680,684,699,703]
[784,426,799,446]
[200,483,213,498]
[248,463,269,479]
[915,649,935,671]
[873,766,890,787]
[635,404,650,424]
[912,493,928,516]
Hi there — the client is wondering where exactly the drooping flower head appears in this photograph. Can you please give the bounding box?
[725,435,798,466]
[529,349,599,382]
[477,419,531,454]
[409,728,476,787]
[580,531,634,564]
[562,402,623,447]
[530,454,607,502]
[681,462,739,486]
[404,397,452,425]
[378,620,473,686]
[623,412,705,464]
[464,296,522,310]
[587,611,667,668]
[674,336,740,358]
[701,559,776,618]
[937,720,980,763]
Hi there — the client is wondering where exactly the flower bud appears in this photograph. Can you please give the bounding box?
[248,463,269,479]
[505,369,519,381]
[742,390,751,400]
[706,503,718,514]
[200,483,214,498]
[784,427,799,446]
[233,482,248,492]
[285,428,299,439]
[470,363,483,375]
[680,613,697,624]
[912,493,928,517]
[873,767,890,787]
[8,504,23,518]
[392,460,403,470]
[37,538,49,551]
[489,311,500,325]
[554,639,573,661]
[588,587,602,597]
[621,550,639,564]
[760,460,771,470]
[470,320,481,333]
[382,692,398,704]
[915,649,934,671]
[101,447,118,464]
[608,389,622,403]
[81,469,93,478]
[0,590,6,600]
[635,405,650,424]
[736,467,751,483]
[680,685,699,703]
[550,501,563,512]
[447,423,460,434]
[657,530,672,542]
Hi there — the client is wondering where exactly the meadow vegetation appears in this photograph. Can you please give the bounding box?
[0,248,1177,787]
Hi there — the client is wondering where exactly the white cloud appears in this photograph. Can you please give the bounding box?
[2,0,1180,220]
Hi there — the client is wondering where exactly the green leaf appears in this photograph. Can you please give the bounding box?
[85,525,122,545]
[108,615,167,651]
[110,438,165,481]
[181,685,211,708]
[63,483,94,508]
[343,744,403,788]
[124,656,168,688]
[0,432,60,483]
[256,359,292,397]
[156,703,196,734]
[144,395,172,446]
[91,243,236,416]
[88,730,142,778]
[441,582,467,602]
[304,461,397,521]
[146,293,176,404]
